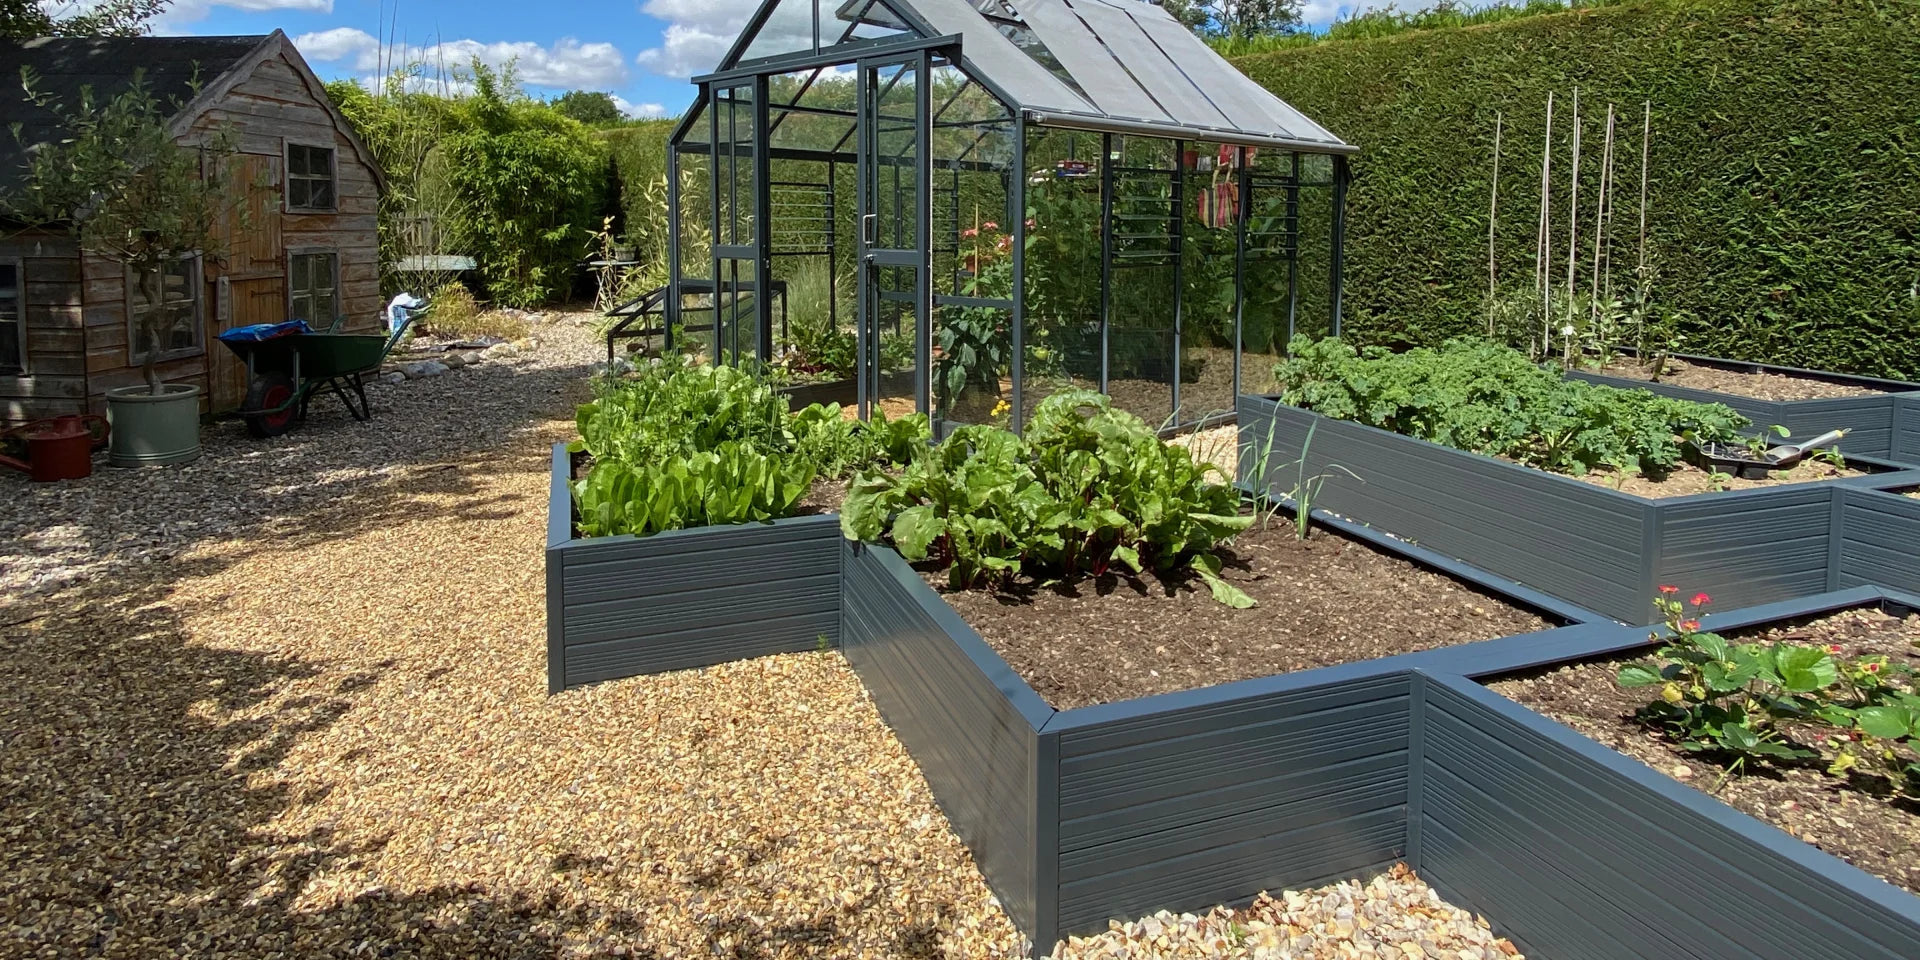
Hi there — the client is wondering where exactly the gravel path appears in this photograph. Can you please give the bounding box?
[1,322,1517,957]
[1053,866,1521,959]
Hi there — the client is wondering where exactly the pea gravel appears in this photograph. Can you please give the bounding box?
[2,318,1519,957]
[1053,866,1522,960]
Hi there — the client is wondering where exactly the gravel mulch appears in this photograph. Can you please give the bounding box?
[1051,864,1522,960]
[0,317,1025,958]
[1488,608,1920,894]
[932,517,1552,709]
[1597,358,1884,400]
[0,314,599,609]
[1567,456,1865,498]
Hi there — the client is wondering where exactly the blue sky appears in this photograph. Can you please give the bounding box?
[149,0,1381,120]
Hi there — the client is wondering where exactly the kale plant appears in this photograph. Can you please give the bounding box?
[1275,336,1749,476]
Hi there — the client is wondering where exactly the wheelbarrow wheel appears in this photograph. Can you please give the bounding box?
[243,372,299,438]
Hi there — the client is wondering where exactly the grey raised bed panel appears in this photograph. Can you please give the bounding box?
[1421,666,1920,959]
[545,443,842,692]
[1237,395,1914,623]
[840,530,1585,953]
[1567,355,1920,467]
[839,541,1056,945]
[1836,485,1920,595]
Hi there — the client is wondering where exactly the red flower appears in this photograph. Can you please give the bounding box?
[1658,585,1678,594]
[980,221,998,231]
[1691,592,1711,606]
[1827,644,1843,654]
[1865,662,1883,674]
[1680,619,1701,632]
[961,227,978,239]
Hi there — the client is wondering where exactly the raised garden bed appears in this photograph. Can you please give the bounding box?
[545,443,843,693]
[1488,605,1920,895]
[1836,485,1920,597]
[1570,353,1920,467]
[1237,394,1920,623]
[928,516,1554,709]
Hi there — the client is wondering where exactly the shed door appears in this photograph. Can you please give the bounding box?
[208,154,284,412]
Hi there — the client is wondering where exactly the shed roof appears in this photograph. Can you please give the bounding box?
[0,31,388,197]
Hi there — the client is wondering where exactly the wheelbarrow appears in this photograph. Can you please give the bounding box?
[217,302,419,438]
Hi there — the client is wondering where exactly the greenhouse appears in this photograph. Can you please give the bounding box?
[661,0,1352,432]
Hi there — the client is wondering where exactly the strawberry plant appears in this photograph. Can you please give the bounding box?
[1276,336,1750,476]
[841,391,1254,606]
[1619,587,1919,796]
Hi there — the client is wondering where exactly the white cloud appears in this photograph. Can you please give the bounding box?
[611,95,669,119]
[151,0,332,32]
[636,0,809,80]
[298,30,630,91]
[293,27,382,72]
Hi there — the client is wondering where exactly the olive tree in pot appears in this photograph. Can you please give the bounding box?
[3,72,254,465]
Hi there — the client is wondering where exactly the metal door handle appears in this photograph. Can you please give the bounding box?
[862,214,876,246]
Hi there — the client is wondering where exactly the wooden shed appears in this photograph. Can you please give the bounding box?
[0,31,385,423]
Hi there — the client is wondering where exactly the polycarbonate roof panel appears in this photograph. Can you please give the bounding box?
[1127,5,1343,145]
[1063,0,1232,129]
[1013,0,1168,123]
[905,0,1094,114]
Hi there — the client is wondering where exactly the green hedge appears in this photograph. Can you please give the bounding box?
[1236,0,1920,378]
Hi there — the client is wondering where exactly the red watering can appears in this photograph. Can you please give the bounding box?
[0,415,110,482]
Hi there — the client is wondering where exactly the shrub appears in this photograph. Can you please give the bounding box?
[1275,336,1749,475]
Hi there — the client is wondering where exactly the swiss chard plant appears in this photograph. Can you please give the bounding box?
[1276,336,1750,477]
[841,391,1254,606]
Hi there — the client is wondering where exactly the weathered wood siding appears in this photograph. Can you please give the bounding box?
[57,45,382,419]
[0,232,86,422]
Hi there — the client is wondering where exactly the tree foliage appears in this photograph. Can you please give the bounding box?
[329,61,610,306]
[1,0,168,38]
[552,90,623,127]
[1236,0,1920,378]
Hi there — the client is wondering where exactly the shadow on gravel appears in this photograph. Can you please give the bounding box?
[1,348,596,610]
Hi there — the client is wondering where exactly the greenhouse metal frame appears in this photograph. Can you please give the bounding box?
[663,0,1352,432]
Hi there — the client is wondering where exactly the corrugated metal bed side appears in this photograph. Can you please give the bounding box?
[1836,486,1920,595]
[545,443,843,692]
[1237,395,1652,620]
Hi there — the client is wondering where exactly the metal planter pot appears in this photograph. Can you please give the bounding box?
[105,383,203,466]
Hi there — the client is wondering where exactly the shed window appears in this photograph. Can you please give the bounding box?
[129,257,203,362]
[289,251,340,327]
[287,143,336,211]
[0,260,21,374]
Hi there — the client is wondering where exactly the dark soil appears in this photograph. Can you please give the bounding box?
[929,517,1554,710]
[1598,358,1885,401]
[795,477,848,516]
[1489,608,1920,894]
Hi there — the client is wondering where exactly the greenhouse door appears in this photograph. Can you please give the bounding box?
[856,52,929,420]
